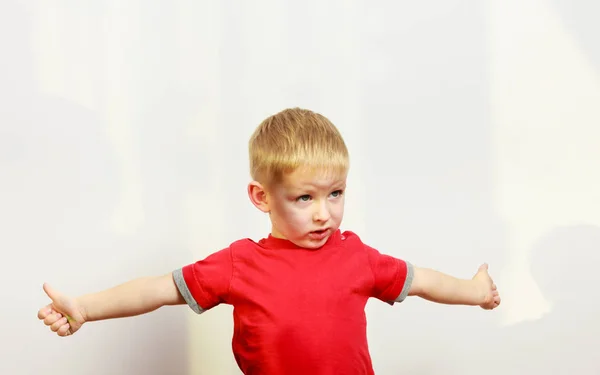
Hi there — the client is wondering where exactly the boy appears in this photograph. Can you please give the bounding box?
[38,108,500,374]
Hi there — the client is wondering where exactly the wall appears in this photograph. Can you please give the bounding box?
[1,0,598,373]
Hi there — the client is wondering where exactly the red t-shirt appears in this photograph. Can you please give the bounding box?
[173,230,413,375]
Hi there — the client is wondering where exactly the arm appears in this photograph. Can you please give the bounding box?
[408,264,500,309]
[38,273,185,336]
[78,273,185,321]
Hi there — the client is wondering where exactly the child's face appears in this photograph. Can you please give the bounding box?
[267,168,347,249]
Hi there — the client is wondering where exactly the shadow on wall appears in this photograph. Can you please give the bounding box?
[0,1,189,374]
[467,224,600,374]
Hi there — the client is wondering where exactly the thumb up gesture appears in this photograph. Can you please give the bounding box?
[37,283,86,337]
[472,264,501,310]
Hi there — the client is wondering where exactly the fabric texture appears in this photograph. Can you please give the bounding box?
[173,230,413,375]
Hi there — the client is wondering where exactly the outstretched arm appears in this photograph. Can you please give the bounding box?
[38,273,185,337]
[408,264,500,309]
[77,274,185,321]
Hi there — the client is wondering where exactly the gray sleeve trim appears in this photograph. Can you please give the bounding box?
[393,261,415,303]
[172,268,205,314]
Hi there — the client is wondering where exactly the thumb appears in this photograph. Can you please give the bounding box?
[43,282,60,302]
[478,263,489,273]
[43,283,69,310]
[43,282,78,321]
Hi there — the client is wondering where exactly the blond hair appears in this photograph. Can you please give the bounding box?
[249,108,349,185]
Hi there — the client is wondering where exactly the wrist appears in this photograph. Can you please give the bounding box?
[75,296,90,323]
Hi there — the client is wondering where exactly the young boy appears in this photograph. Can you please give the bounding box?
[38,108,500,374]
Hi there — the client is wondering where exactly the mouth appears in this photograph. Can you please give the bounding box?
[308,228,330,240]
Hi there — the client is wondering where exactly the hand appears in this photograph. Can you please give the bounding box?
[472,263,501,310]
[37,283,86,337]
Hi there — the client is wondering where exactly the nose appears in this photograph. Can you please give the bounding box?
[313,200,331,222]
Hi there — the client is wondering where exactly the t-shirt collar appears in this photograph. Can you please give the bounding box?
[258,229,343,250]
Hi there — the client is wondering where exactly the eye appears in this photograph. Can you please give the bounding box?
[296,194,311,202]
[330,190,343,198]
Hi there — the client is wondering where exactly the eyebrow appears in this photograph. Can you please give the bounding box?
[293,180,346,191]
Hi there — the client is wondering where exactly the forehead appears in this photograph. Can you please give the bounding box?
[281,167,347,190]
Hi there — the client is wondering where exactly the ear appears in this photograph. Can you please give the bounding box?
[247,181,270,213]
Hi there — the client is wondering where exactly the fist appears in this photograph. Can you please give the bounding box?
[37,283,86,337]
[472,264,501,310]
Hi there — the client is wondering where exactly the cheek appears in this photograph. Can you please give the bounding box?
[333,207,344,221]
[274,202,311,225]
[331,198,345,216]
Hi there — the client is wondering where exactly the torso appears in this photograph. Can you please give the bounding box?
[228,231,376,375]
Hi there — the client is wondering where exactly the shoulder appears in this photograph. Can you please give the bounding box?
[226,237,265,259]
[339,230,368,250]
[229,237,258,249]
[192,238,259,265]
[337,230,381,261]
[338,230,396,261]
[337,230,359,243]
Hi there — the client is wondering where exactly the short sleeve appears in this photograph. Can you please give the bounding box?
[366,245,414,304]
[172,247,233,314]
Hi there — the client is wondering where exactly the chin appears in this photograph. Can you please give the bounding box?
[300,236,330,250]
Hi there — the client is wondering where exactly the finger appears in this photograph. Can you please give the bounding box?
[492,283,497,291]
[51,317,68,332]
[43,312,62,326]
[493,290,499,296]
[57,323,71,337]
[37,305,52,320]
[478,263,489,272]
